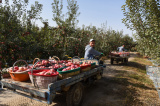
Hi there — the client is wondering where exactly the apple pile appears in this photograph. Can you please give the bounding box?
[39,66,46,68]
[80,62,91,66]
[34,60,64,69]
[73,61,81,65]
[34,60,51,68]
[49,60,57,64]
[65,62,74,66]
[62,65,79,71]
[50,60,67,64]
[49,64,63,69]
[8,66,31,72]
[58,60,68,63]
[118,52,130,57]
[36,69,57,75]
[41,60,50,65]
[55,64,63,69]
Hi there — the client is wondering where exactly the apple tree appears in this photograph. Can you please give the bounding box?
[122,0,160,58]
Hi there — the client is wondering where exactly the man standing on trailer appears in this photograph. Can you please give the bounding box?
[117,45,127,52]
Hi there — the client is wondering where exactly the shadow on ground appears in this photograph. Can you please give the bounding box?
[107,60,146,74]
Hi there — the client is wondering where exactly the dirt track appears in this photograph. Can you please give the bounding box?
[0,53,160,106]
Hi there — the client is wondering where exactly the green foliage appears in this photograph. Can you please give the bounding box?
[0,0,135,68]
[0,0,43,67]
[122,0,160,58]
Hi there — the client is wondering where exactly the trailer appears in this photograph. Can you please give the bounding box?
[0,59,104,106]
[109,52,130,65]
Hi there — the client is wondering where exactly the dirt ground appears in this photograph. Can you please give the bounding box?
[0,52,160,106]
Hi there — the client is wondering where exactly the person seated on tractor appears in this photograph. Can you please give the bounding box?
[117,45,127,52]
[84,39,103,59]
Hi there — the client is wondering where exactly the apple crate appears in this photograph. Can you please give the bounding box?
[9,60,30,82]
[1,68,10,78]
[57,67,80,79]
[2,73,10,78]
[28,69,58,89]
[80,64,91,72]
[91,62,96,69]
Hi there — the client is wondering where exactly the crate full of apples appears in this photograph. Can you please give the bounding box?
[57,65,80,79]
[8,60,32,82]
[79,62,92,72]
[28,68,58,89]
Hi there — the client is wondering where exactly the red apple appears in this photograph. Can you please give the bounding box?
[16,70,22,72]
[39,66,45,68]
[14,66,19,70]
[62,69,67,71]
[42,60,49,65]
[23,67,27,71]
[49,66,53,68]
[50,69,55,72]
[19,67,24,71]
[13,70,17,72]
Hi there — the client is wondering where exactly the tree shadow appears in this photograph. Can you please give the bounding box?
[50,93,67,106]
[127,61,146,73]
[106,60,147,74]
[81,72,146,106]
[103,73,154,91]
[101,73,155,105]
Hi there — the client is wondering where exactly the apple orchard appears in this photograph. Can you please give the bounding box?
[0,0,136,68]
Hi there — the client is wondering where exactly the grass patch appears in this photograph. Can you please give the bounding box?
[123,57,152,74]
[102,54,160,105]
[132,57,152,66]
[137,68,146,74]
[114,70,153,89]
[128,74,153,85]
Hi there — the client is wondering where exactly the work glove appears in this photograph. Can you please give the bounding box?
[101,53,104,56]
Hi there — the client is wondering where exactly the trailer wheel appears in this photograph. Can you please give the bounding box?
[126,58,128,63]
[122,58,124,63]
[66,82,84,106]
[116,59,119,64]
[111,58,114,64]
[124,58,128,64]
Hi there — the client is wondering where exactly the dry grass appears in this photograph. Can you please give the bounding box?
[114,56,160,106]
[81,53,160,106]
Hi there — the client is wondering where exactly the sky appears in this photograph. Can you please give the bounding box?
[24,0,135,37]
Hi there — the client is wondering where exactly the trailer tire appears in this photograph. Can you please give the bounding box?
[66,82,84,106]
[124,58,128,65]
[124,58,128,63]
[111,58,114,64]
[126,58,128,63]
[116,59,119,64]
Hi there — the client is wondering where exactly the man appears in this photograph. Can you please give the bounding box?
[84,39,102,59]
[117,45,127,52]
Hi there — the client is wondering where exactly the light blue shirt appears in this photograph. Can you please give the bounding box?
[84,45,101,59]
[117,46,125,52]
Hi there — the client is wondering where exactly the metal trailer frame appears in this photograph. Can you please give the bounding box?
[0,66,103,104]
[110,56,129,65]
[109,52,130,65]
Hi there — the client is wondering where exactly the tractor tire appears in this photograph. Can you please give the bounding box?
[66,82,84,106]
